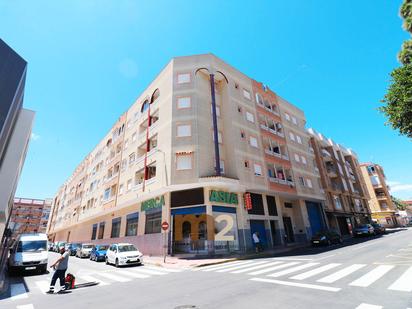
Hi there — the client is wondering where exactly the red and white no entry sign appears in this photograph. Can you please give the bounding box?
[161,221,169,231]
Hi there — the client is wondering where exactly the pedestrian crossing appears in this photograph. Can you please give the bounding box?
[195,259,412,292]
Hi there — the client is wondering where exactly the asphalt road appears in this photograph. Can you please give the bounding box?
[2,228,412,309]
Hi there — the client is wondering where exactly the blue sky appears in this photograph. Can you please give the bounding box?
[1,0,411,200]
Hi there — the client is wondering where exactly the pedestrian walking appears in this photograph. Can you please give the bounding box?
[252,231,262,253]
[47,245,70,294]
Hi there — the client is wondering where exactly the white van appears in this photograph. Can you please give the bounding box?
[8,233,48,274]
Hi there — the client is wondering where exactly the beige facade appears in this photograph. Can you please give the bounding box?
[360,163,397,227]
[308,129,371,236]
[48,54,327,255]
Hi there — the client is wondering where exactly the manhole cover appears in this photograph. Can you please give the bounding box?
[174,306,198,309]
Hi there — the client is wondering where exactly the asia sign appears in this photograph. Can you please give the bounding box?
[209,190,238,205]
[141,195,165,212]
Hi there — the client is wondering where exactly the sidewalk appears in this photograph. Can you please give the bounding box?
[143,243,308,269]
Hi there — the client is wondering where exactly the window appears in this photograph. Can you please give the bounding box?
[240,130,245,139]
[299,177,306,187]
[289,132,295,141]
[254,163,262,176]
[333,195,342,210]
[132,132,137,142]
[177,124,191,137]
[301,156,307,165]
[91,224,97,240]
[296,135,302,144]
[238,106,242,113]
[98,222,105,239]
[244,160,250,168]
[211,105,221,117]
[145,211,161,234]
[103,188,111,200]
[111,217,121,238]
[306,178,313,188]
[177,73,191,84]
[285,113,290,121]
[243,89,251,100]
[266,195,278,216]
[129,153,135,164]
[125,212,139,236]
[247,193,264,215]
[292,116,297,125]
[177,97,191,109]
[119,184,124,195]
[246,111,255,123]
[294,154,300,162]
[176,154,192,170]
[127,179,132,191]
[249,136,258,148]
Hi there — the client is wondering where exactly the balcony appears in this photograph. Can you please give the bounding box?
[138,121,159,142]
[256,100,280,116]
[260,124,284,138]
[268,177,294,187]
[326,168,338,178]
[321,149,333,161]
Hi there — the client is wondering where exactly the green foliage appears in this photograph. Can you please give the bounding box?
[392,195,407,210]
[380,65,412,138]
[400,0,412,33]
[381,0,412,137]
[398,39,412,65]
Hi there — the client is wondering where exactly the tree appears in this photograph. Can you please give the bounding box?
[391,195,407,211]
[380,0,412,137]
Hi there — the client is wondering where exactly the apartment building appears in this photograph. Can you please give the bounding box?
[308,129,371,237]
[360,163,397,227]
[48,54,326,256]
[0,39,35,292]
[9,198,52,238]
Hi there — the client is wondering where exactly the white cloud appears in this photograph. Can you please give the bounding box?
[390,184,412,193]
[30,133,40,141]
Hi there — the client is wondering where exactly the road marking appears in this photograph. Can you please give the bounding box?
[270,258,313,261]
[143,266,183,273]
[248,262,299,275]
[355,303,382,309]
[202,261,254,272]
[267,263,320,278]
[290,263,341,280]
[349,265,394,287]
[115,269,150,279]
[231,261,283,274]
[217,261,269,273]
[315,254,336,261]
[78,275,109,286]
[388,266,412,291]
[129,267,168,275]
[10,283,28,300]
[35,280,50,294]
[16,304,34,309]
[250,278,341,292]
[194,261,247,271]
[98,272,132,282]
[317,264,366,283]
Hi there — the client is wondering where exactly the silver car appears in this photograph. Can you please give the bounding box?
[76,243,93,258]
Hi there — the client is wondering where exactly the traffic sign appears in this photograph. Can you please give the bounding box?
[161,221,169,231]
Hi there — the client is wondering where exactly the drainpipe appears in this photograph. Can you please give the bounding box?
[209,73,221,177]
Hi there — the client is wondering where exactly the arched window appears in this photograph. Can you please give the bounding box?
[151,88,160,104]
[182,221,191,239]
[198,221,207,240]
[141,100,150,113]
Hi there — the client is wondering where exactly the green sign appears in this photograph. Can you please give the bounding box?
[141,195,165,212]
[209,190,238,205]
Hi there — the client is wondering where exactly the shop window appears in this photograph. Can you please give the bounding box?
[91,224,97,240]
[125,212,139,236]
[247,193,264,215]
[267,195,278,216]
[199,221,207,240]
[98,222,105,239]
[145,211,161,234]
[182,221,191,239]
[111,217,121,238]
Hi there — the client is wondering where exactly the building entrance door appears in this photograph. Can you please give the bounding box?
[283,216,295,243]
[250,220,267,248]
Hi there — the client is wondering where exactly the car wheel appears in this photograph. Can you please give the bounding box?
[105,257,109,265]
[115,258,119,268]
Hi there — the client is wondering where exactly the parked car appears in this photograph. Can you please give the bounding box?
[8,233,48,274]
[76,243,93,258]
[372,223,386,235]
[353,224,374,237]
[311,230,343,246]
[67,243,81,256]
[54,241,66,252]
[90,244,109,262]
[105,243,143,267]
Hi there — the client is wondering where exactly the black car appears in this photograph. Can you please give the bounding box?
[311,230,342,246]
[67,243,81,256]
[371,223,386,235]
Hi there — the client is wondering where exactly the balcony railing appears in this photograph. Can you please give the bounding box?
[257,101,280,116]
[260,124,284,138]
[268,177,294,187]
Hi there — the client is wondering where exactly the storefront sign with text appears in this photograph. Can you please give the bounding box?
[141,195,165,211]
[209,190,238,205]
